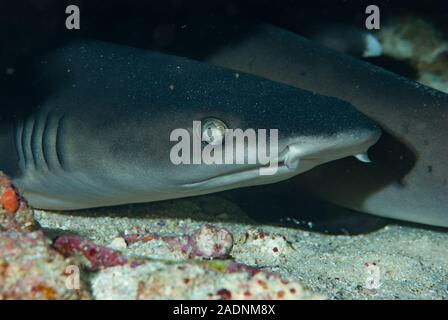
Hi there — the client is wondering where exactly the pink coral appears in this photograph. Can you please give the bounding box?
[123,224,233,260]
[190,224,233,259]
[54,235,130,271]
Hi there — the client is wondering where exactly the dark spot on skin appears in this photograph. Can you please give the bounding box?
[300,71,307,77]
[427,165,433,174]
[443,180,447,187]
[423,139,429,146]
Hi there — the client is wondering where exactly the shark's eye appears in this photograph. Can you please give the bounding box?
[201,118,228,145]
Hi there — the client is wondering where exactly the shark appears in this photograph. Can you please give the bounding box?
[0,40,380,210]
[202,24,448,227]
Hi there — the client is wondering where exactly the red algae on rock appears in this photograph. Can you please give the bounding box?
[0,171,35,232]
[123,224,234,260]
[191,224,233,259]
[1,172,89,299]
[1,188,19,214]
[0,171,36,231]
[54,235,134,271]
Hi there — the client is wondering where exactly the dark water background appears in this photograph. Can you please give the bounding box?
[2,0,448,71]
[1,0,447,234]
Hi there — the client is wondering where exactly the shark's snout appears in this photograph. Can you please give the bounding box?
[279,119,381,175]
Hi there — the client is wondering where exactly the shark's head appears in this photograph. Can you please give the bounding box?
[116,70,382,199]
[22,42,381,210]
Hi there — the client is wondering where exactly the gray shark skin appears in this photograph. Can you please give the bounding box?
[204,24,448,227]
[0,40,380,210]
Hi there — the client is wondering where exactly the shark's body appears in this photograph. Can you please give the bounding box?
[0,40,380,210]
[203,24,448,227]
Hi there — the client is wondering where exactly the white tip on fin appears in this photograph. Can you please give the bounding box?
[355,153,372,163]
[363,34,383,58]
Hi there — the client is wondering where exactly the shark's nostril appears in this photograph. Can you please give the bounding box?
[285,156,300,170]
[284,145,301,170]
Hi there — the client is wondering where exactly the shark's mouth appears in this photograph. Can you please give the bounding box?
[182,130,380,190]
[182,144,294,188]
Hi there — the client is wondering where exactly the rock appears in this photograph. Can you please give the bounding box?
[379,16,448,93]
[109,237,128,250]
[124,224,233,261]
[191,224,233,259]
[0,171,36,232]
[91,260,320,300]
[54,235,137,271]
[0,230,90,299]
[232,228,294,267]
